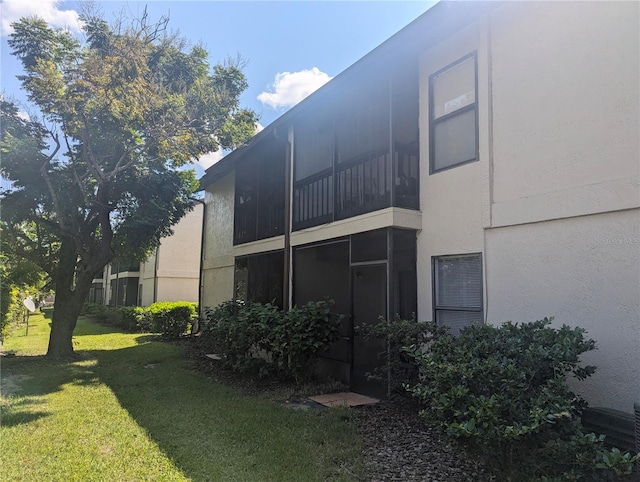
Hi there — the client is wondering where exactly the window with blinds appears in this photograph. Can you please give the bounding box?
[433,253,483,335]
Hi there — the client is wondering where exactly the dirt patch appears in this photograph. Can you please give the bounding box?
[1,372,33,398]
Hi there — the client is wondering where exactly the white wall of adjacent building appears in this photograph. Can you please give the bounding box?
[139,202,204,306]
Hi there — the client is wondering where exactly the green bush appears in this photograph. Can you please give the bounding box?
[83,303,118,324]
[0,285,16,340]
[202,300,278,372]
[120,306,151,332]
[357,316,443,394]
[202,300,341,382]
[274,301,341,382]
[405,317,638,480]
[148,301,196,338]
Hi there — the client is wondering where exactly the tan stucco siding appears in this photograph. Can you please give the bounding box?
[485,209,640,412]
[138,204,203,306]
[201,172,236,309]
[416,20,488,323]
[415,1,639,411]
[489,1,640,227]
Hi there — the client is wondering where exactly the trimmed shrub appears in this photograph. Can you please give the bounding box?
[201,299,341,382]
[357,317,444,394]
[405,317,638,480]
[148,301,196,338]
[120,306,151,332]
[274,300,341,382]
[83,303,118,325]
[203,300,279,372]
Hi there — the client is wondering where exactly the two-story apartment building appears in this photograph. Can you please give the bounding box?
[199,1,639,412]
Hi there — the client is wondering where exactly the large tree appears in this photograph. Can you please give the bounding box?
[0,9,257,359]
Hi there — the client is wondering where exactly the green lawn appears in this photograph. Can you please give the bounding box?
[0,311,363,481]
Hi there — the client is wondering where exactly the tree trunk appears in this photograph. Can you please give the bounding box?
[46,236,101,360]
[46,289,87,360]
[46,275,107,359]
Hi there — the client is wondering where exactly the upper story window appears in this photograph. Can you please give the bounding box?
[429,53,478,173]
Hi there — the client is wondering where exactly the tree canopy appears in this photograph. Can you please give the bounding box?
[0,8,258,358]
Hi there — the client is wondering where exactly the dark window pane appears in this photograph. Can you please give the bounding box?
[433,108,477,171]
[432,56,476,120]
[351,229,387,263]
[235,251,284,308]
[433,253,483,335]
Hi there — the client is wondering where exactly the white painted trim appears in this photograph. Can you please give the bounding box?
[291,207,422,247]
[233,235,285,257]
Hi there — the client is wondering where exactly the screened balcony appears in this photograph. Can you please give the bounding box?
[292,66,419,231]
[234,140,287,245]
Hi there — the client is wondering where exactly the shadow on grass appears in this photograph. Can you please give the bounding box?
[88,338,359,482]
[1,407,52,427]
[3,327,359,481]
[72,322,127,337]
[1,354,102,430]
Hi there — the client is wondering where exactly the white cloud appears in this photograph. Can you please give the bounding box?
[1,0,82,36]
[197,150,225,170]
[255,122,264,134]
[258,67,332,110]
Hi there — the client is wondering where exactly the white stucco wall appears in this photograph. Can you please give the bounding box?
[485,209,640,413]
[416,20,489,322]
[415,1,639,411]
[489,1,640,227]
[201,172,236,309]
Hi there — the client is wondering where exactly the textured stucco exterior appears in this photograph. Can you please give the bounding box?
[139,203,203,306]
[415,1,639,412]
[485,209,640,412]
[201,172,236,309]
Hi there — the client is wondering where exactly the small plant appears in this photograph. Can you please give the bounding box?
[274,300,342,383]
[357,316,444,394]
[405,317,637,480]
[595,447,640,476]
[148,301,197,338]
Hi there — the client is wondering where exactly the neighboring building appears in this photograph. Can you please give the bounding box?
[89,203,204,307]
[199,1,639,412]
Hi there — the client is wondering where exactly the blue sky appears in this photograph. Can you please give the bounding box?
[1,0,435,172]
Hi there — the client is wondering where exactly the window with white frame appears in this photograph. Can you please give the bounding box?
[429,53,478,173]
[433,253,483,335]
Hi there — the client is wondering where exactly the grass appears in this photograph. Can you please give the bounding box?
[1,310,363,481]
